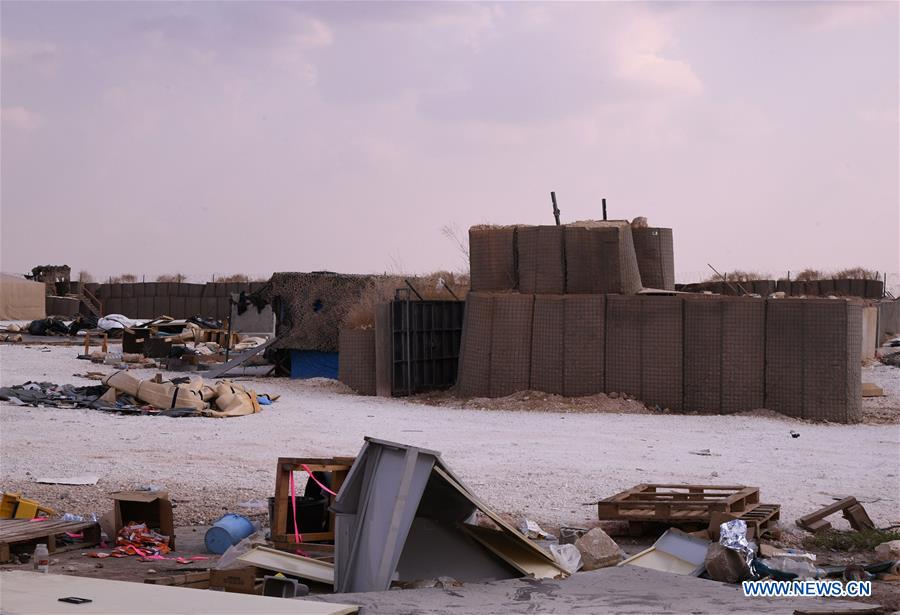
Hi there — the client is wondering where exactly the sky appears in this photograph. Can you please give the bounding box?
[2,1,898,286]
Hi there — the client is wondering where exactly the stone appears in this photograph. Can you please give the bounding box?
[704,543,751,584]
[874,540,900,561]
[574,527,623,571]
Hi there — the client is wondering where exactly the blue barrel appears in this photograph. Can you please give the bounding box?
[205,514,255,554]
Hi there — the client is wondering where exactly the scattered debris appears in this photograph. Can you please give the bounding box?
[549,543,582,574]
[704,543,751,583]
[34,475,99,486]
[238,546,334,586]
[573,527,623,571]
[519,518,554,540]
[874,539,900,561]
[621,528,708,576]
[861,382,884,397]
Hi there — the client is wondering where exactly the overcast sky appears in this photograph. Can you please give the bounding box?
[2,1,898,285]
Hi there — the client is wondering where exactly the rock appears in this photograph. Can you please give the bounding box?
[574,527,623,571]
[704,543,751,584]
[874,540,900,561]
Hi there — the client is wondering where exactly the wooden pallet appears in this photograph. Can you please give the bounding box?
[272,457,354,549]
[709,503,781,540]
[0,519,101,563]
[597,484,761,524]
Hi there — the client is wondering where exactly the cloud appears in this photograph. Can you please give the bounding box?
[1,106,43,131]
[807,2,897,31]
[0,37,57,63]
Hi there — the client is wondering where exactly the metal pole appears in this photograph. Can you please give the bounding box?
[551,191,560,226]
[602,198,607,221]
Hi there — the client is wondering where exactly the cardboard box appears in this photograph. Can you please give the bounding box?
[209,566,261,594]
[110,490,175,549]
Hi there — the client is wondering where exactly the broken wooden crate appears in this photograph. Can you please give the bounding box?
[272,457,354,550]
[0,518,101,563]
[597,484,761,531]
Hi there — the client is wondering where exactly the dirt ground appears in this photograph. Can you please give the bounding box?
[1,342,898,533]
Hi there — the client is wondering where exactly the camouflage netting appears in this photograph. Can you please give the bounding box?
[256,272,378,352]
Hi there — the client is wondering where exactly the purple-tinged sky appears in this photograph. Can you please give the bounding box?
[2,2,898,286]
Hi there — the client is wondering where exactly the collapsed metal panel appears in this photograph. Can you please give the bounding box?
[333,440,440,593]
[391,300,464,396]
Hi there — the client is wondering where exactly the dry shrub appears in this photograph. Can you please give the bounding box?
[343,271,470,330]
[77,270,94,283]
[704,270,768,283]
[109,273,137,283]
[832,267,879,280]
[218,273,250,283]
[794,269,822,281]
[156,273,187,283]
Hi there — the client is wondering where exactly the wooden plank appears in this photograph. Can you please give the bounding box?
[237,546,334,585]
[461,524,564,580]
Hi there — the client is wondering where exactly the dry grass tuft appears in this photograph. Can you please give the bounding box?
[343,271,470,330]
[832,267,880,280]
[156,273,187,283]
[794,269,822,281]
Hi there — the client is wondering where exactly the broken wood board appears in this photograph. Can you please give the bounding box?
[796,496,875,533]
[461,523,564,580]
[34,475,99,486]
[0,571,357,614]
[861,383,884,397]
[237,546,334,585]
[432,465,565,579]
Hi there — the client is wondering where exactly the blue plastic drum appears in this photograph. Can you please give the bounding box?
[204,513,255,554]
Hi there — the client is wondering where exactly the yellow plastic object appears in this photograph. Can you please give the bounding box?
[13,498,39,519]
[0,493,19,519]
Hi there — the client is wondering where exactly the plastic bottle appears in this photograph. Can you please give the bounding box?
[33,544,49,573]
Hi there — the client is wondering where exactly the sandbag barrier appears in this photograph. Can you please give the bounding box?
[102,371,262,418]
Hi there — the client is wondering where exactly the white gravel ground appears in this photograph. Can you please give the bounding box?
[1,343,898,532]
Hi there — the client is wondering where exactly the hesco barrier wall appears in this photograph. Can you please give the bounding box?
[517,226,566,294]
[678,278,883,299]
[631,228,675,291]
[683,296,765,413]
[469,227,517,292]
[469,224,646,295]
[565,226,643,294]
[766,299,861,423]
[338,329,377,396]
[456,293,494,396]
[81,282,260,320]
[489,294,534,397]
[455,293,863,422]
[606,296,683,411]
